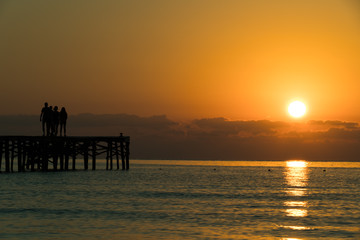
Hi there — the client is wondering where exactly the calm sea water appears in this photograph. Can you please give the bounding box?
[0,160,359,240]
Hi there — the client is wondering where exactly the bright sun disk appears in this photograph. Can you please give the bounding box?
[288,101,306,118]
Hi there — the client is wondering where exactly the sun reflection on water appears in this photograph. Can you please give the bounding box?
[281,238,304,240]
[285,188,307,197]
[282,160,309,234]
[285,160,309,188]
[281,225,312,231]
[286,160,308,168]
[284,160,309,206]
[285,208,308,217]
[284,201,307,207]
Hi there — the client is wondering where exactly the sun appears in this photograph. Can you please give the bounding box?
[288,101,306,118]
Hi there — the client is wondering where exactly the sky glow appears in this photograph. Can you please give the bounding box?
[0,0,359,121]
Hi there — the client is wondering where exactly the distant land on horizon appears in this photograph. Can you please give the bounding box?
[1,113,359,161]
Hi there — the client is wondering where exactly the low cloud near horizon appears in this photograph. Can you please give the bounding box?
[0,114,359,161]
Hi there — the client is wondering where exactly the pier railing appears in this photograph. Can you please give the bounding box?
[0,136,130,172]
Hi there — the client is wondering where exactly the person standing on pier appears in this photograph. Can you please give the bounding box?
[48,106,54,136]
[59,107,68,136]
[53,106,60,136]
[40,102,52,136]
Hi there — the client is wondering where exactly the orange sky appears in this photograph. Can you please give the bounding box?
[1,0,359,121]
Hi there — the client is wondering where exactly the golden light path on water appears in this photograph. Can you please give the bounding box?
[281,160,311,234]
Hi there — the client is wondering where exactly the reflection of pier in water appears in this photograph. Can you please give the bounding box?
[0,136,130,172]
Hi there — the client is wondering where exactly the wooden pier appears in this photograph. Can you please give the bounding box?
[0,136,130,172]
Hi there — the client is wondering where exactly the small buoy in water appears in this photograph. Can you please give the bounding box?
[213,168,216,171]
[323,169,326,172]
[268,169,271,172]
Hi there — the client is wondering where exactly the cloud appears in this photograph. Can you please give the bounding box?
[190,118,289,137]
[0,114,360,161]
[68,113,179,136]
[308,120,359,129]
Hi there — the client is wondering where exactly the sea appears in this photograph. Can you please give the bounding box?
[0,160,359,240]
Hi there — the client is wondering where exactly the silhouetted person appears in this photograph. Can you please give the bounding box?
[59,107,68,136]
[40,102,52,136]
[48,106,54,136]
[53,106,60,136]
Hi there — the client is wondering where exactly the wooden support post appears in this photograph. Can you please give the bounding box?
[40,140,44,171]
[125,142,130,170]
[22,140,26,171]
[42,140,49,171]
[59,140,64,171]
[109,141,113,170]
[120,141,125,170]
[106,144,109,170]
[84,142,89,170]
[10,140,15,172]
[18,140,22,172]
[0,140,3,172]
[72,141,76,170]
[59,154,63,170]
[53,143,58,171]
[35,141,39,170]
[5,140,10,172]
[92,141,96,170]
[25,140,29,170]
[30,141,35,171]
[36,140,41,171]
[64,140,69,170]
[115,142,119,170]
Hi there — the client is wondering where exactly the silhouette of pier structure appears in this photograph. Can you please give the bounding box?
[0,136,130,172]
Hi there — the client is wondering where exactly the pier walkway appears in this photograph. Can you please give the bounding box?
[0,136,130,172]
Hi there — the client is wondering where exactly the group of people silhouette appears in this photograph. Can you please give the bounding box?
[40,102,68,137]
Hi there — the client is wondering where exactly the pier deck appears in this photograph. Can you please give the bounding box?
[0,136,130,172]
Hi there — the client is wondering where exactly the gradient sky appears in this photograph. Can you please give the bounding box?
[1,0,360,121]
